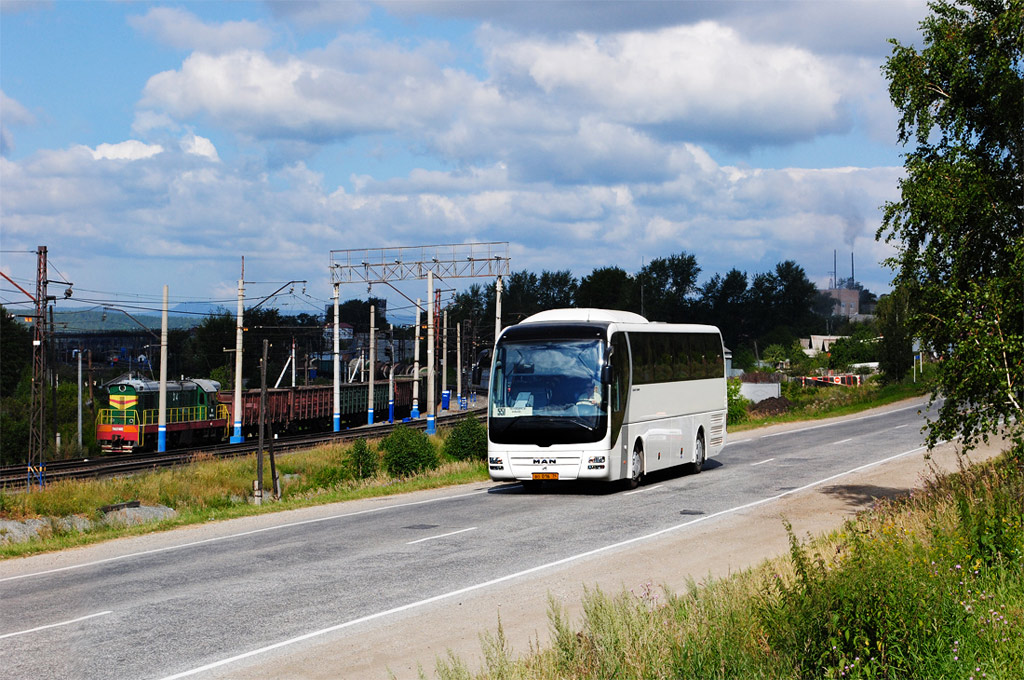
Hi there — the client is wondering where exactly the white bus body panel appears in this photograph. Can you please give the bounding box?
[624,377,727,473]
[487,310,727,484]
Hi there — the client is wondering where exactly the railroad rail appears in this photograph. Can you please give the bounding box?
[1,408,486,489]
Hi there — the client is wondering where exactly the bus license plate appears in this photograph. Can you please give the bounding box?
[532,472,558,480]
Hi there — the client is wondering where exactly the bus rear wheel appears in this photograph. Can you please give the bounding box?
[629,444,644,489]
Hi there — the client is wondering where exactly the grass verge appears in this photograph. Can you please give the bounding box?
[433,449,1024,679]
[0,425,487,558]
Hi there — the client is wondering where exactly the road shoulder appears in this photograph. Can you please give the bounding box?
[210,424,1005,679]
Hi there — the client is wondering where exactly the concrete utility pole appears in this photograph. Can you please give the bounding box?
[411,298,421,418]
[158,285,169,452]
[494,275,503,346]
[441,309,448,411]
[368,304,376,425]
[256,339,268,506]
[456,321,462,409]
[231,277,244,443]
[76,347,83,452]
[427,272,436,435]
[333,283,341,432]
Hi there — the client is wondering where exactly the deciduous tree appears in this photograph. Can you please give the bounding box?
[576,266,634,311]
[879,0,1023,450]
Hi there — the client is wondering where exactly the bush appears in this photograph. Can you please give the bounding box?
[443,416,487,461]
[344,438,379,480]
[381,425,438,477]
[727,378,750,425]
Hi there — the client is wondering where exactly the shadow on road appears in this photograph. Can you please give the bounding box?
[487,459,724,496]
[819,483,911,510]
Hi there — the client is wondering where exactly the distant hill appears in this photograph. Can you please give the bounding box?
[6,308,201,332]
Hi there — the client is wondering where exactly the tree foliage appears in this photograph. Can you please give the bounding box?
[576,266,634,311]
[879,0,1023,449]
[636,253,701,322]
[1,306,32,397]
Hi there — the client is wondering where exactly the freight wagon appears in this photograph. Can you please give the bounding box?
[97,375,419,453]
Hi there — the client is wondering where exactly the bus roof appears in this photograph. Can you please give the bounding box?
[521,308,648,324]
[517,308,720,335]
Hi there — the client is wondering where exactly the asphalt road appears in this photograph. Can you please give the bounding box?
[0,399,937,680]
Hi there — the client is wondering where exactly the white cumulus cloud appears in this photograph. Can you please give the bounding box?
[89,140,164,160]
[181,133,219,161]
[488,22,849,148]
[128,7,271,53]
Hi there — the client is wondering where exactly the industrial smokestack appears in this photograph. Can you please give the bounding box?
[851,252,855,286]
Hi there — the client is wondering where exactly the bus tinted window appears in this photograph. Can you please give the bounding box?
[629,332,723,385]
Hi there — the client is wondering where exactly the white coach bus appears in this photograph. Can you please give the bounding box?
[486,308,726,488]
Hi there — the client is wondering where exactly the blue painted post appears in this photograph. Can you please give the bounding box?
[157,285,168,452]
[426,273,436,436]
[411,298,421,419]
[230,278,245,443]
[333,285,341,432]
[368,304,375,425]
[388,364,395,423]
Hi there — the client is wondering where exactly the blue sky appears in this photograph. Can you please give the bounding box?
[1,1,928,324]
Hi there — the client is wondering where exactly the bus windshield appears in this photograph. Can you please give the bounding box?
[488,337,607,445]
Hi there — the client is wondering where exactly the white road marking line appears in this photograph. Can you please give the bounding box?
[893,424,909,429]
[156,443,929,680]
[759,402,924,439]
[407,527,477,545]
[624,485,662,495]
[0,489,489,584]
[0,611,112,640]
[833,438,853,445]
[750,458,774,466]
[760,422,833,438]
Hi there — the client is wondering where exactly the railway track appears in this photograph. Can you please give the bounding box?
[0,408,486,489]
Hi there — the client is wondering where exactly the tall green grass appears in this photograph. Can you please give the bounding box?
[433,449,1024,679]
[731,375,932,431]
[0,434,486,557]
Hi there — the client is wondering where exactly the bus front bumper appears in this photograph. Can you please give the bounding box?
[487,451,612,482]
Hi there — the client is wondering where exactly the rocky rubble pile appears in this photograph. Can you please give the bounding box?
[0,504,176,545]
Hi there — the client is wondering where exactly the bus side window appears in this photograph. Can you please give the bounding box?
[673,334,690,381]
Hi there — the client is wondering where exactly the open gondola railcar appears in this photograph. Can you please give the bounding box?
[97,377,228,453]
[217,377,418,435]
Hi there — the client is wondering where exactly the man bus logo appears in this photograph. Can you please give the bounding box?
[533,459,556,465]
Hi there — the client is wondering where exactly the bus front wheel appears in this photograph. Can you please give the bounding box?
[629,444,644,489]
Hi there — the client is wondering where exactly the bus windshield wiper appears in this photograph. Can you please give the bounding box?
[542,416,595,432]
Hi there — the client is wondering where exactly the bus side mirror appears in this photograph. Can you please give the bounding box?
[601,364,612,384]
